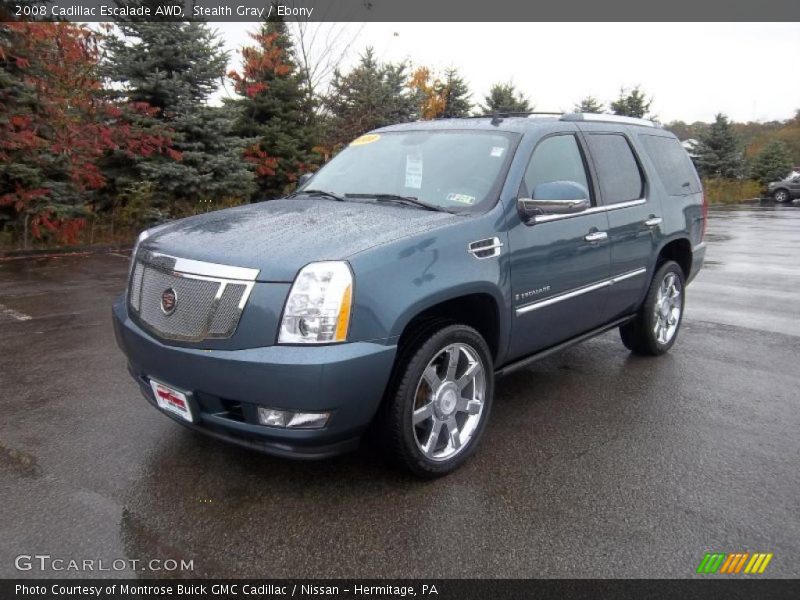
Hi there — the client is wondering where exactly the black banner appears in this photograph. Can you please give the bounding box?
[4,580,800,600]
[3,0,800,22]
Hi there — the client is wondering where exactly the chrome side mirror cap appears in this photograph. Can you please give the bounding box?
[517,198,590,224]
[517,181,590,224]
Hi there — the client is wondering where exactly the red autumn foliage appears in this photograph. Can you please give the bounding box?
[228,31,293,98]
[244,144,280,177]
[0,22,178,244]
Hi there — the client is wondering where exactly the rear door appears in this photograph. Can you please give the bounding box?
[791,175,800,198]
[579,127,657,320]
[507,131,611,360]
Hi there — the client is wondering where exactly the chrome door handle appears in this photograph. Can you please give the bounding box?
[584,231,608,243]
[645,216,663,228]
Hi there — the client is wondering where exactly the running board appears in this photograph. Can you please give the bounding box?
[495,315,636,378]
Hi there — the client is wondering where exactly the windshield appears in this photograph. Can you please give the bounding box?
[302,130,518,212]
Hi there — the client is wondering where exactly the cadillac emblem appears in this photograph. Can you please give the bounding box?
[161,287,177,315]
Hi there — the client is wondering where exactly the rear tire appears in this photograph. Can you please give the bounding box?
[381,324,493,478]
[620,260,685,356]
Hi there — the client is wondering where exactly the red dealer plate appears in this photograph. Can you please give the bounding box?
[150,379,194,423]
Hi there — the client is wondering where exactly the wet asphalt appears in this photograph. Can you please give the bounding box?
[0,204,799,579]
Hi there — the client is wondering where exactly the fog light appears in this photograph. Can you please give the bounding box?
[257,407,330,429]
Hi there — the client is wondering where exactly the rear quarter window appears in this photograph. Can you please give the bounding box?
[639,134,700,196]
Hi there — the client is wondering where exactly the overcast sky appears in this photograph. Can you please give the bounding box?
[213,22,800,123]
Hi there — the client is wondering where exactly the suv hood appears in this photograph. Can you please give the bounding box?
[140,198,462,282]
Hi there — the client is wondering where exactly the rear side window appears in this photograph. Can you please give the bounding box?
[639,134,700,195]
[586,134,644,203]
[522,134,591,200]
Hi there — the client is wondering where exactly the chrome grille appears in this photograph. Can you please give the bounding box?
[208,283,247,337]
[129,262,144,312]
[128,251,258,342]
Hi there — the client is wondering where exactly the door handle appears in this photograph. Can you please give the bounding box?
[584,231,608,243]
[645,216,663,228]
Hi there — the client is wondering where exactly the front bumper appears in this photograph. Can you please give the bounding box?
[112,296,397,459]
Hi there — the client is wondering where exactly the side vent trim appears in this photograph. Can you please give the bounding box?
[468,237,503,259]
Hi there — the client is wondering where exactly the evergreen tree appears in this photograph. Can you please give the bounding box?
[479,82,531,114]
[0,22,172,246]
[574,96,605,114]
[750,140,793,185]
[693,113,744,178]
[325,48,416,149]
[228,18,317,199]
[103,22,254,209]
[610,86,653,119]
[437,68,472,118]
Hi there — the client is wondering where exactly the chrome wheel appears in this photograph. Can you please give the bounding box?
[412,343,486,462]
[653,272,682,345]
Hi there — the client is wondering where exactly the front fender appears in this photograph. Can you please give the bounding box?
[346,211,511,361]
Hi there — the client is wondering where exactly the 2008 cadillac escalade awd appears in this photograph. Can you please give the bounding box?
[113,112,706,477]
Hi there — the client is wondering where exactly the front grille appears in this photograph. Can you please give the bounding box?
[128,250,257,342]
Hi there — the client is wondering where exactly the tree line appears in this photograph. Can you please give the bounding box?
[1,18,798,248]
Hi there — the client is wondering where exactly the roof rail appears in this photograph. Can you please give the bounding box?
[561,113,661,128]
[464,112,563,119]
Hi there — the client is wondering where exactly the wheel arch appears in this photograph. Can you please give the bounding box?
[655,237,692,281]
[773,187,792,199]
[393,288,506,364]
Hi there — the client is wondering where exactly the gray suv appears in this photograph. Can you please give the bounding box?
[113,112,706,477]
[768,173,800,203]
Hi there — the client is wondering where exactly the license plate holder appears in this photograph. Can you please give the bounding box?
[150,379,194,423]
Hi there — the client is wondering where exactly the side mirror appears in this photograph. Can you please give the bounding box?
[517,181,590,224]
[297,172,314,188]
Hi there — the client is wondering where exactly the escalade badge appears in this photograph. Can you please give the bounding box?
[161,288,177,315]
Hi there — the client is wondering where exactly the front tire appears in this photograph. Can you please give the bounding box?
[620,260,686,356]
[382,324,493,477]
[773,189,792,203]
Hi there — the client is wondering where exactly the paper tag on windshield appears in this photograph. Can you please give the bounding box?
[490,146,505,157]
[405,154,423,189]
[447,193,476,205]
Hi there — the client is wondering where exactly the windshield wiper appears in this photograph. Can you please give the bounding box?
[289,189,346,202]
[344,193,456,214]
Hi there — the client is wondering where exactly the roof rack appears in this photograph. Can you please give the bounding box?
[462,112,563,125]
[561,113,661,128]
[465,112,563,119]
[452,112,662,128]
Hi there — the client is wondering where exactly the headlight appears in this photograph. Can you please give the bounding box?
[278,261,353,344]
[129,229,149,278]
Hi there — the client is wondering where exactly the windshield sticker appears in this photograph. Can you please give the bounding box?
[490,146,505,157]
[447,193,476,205]
[405,153,423,189]
[350,134,381,146]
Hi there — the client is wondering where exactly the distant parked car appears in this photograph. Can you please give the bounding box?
[768,173,800,203]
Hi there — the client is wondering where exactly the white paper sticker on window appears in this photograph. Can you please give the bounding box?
[447,193,476,205]
[405,153,423,189]
[490,146,505,157]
